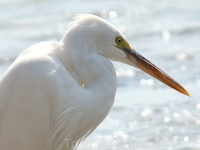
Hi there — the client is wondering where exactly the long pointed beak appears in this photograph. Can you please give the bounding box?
[124,47,190,96]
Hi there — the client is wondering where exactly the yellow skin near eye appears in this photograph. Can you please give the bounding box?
[115,36,131,50]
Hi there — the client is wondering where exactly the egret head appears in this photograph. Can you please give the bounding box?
[61,14,190,96]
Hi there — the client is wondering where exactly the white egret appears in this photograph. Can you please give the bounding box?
[0,14,190,150]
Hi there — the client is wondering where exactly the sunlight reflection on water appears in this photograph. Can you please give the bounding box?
[0,0,200,149]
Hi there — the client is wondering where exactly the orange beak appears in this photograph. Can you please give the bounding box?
[124,47,190,96]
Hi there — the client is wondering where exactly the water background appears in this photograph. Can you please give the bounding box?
[0,0,200,149]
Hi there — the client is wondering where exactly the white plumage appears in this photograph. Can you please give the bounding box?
[0,14,189,150]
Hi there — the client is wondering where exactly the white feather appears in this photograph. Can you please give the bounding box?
[0,15,120,150]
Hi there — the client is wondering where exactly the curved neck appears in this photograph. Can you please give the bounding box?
[48,39,117,150]
[52,42,117,106]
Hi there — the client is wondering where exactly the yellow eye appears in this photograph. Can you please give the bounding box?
[115,36,122,44]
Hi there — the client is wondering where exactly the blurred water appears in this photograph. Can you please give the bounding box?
[0,0,200,149]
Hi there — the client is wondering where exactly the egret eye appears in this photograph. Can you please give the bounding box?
[115,37,122,44]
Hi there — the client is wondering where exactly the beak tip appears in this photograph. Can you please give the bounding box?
[185,91,191,97]
[180,88,191,97]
